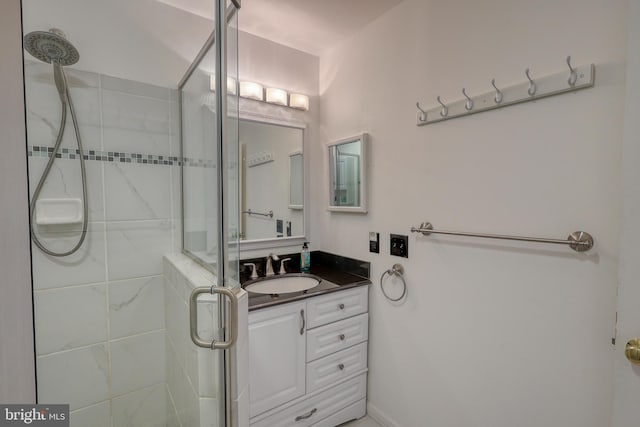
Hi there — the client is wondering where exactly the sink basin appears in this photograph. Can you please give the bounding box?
[244,274,321,295]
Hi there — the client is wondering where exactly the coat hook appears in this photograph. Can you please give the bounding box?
[566,55,578,86]
[461,88,474,111]
[525,68,537,96]
[436,96,448,117]
[416,102,427,122]
[490,78,503,104]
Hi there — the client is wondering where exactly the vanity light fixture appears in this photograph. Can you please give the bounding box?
[265,87,288,106]
[239,81,264,101]
[227,77,237,95]
[209,75,238,96]
[289,93,310,111]
[212,76,310,111]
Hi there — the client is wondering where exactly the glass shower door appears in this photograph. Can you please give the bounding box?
[23,0,240,425]
[180,0,241,426]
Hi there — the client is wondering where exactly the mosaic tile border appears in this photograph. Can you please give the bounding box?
[27,145,215,168]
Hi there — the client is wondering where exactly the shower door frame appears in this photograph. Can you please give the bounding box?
[177,0,241,426]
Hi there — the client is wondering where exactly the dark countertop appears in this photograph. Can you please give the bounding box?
[241,251,371,311]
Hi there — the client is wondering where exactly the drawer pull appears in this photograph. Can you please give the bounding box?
[300,309,305,335]
[339,333,346,341]
[338,363,345,370]
[295,407,317,421]
[338,303,345,310]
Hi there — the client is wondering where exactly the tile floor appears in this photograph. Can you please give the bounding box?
[341,415,382,426]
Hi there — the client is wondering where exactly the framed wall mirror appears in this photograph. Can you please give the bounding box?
[328,133,368,213]
[239,118,305,242]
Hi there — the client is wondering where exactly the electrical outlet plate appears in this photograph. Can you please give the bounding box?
[390,234,408,258]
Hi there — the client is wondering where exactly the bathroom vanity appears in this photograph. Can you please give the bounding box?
[243,252,370,427]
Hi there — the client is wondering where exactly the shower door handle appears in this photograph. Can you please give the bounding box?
[189,286,238,350]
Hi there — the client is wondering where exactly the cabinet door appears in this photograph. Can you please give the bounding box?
[249,301,306,418]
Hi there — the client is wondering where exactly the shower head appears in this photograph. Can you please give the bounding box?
[23,28,79,66]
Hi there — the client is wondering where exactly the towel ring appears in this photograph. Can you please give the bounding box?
[380,264,407,302]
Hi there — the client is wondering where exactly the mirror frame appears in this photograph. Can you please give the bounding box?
[327,133,368,213]
[237,110,308,252]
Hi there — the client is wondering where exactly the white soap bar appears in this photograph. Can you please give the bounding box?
[35,198,83,225]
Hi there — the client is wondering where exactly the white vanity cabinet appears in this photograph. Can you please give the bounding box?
[249,301,307,418]
[248,286,369,427]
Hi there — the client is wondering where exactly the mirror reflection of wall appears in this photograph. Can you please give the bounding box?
[240,119,303,240]
[332,142,360,207]
[328,134,367,213]
[289,151,303,209]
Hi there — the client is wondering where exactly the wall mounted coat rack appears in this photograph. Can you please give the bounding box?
[416,56,595,126]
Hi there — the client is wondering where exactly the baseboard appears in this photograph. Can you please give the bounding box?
[366,401,400,427]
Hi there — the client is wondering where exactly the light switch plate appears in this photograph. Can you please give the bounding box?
[369,232,379,253]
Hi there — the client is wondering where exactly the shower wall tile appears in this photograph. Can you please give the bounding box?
[170,167,181,232]
[69,401,111,427]
[167,341,200,427]
[32,221,106,290]
[105,220,174,281]
[104,162,172,221]
[183,165,209,232]
[169,92,180,156]
[110,330,166,397]
[24,61,100,89]
[24,61,102,152]
[172,218,183,253]
[101,90,172,156]
[27,68,185,424]
[102,127,171,159]
[112,383,170,427]
[199,397,219,427]
[37,344,110,411]
[164,279,190,378]
[28,157,105,222]
[100,75,172,101]
[109,276,165,339]
[34,283,108,355]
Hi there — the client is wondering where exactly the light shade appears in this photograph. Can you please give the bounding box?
[227,77,237,95]
[209,75,238,95]
[265,87,288,106]
[289,93,309,111]
[209,75,216,92]
[239,81,264,101]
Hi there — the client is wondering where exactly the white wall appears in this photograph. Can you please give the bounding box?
[612,1,640,425]
[238,31,319,97]
[313,1,626,426]
[0,0,36,404]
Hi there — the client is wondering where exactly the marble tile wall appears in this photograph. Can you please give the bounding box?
[25,61,182,426]
[163,254,249,427]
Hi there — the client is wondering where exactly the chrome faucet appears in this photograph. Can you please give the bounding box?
[265,253,280,276]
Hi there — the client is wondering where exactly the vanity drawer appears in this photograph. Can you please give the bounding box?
[310,398,366,427]
[306,286,368,329]
[250,374,367,427]
[307,313,368,362]
[306,342,367,393]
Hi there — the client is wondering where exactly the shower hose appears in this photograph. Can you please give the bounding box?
[30,63,89,257]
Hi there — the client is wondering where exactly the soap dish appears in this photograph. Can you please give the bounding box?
[35,198,83,225]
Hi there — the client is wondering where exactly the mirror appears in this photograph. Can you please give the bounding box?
[240,119,304,241]
[328,133,368,213]
[289,151,303,209]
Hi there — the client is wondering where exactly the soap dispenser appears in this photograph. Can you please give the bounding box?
[300,241,310,273]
